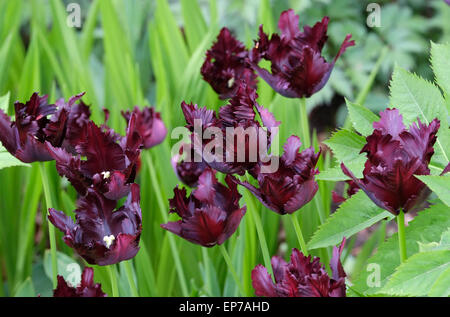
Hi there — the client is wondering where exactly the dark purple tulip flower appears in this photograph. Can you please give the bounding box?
[249,9,355,98]
[234,135,320,215]
[341,108,440,215]
[201,27,258,99]
[48,184,142,266]
[252,239,346,297]
[0,93,86,163]
[161,169,246,247]
[172,142,209,187]
[53,267,107,297]
[121,106,167,149]
[47,119,141,200]
[181,82,280,175]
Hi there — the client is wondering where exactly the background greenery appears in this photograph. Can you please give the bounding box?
[0,0,449,297]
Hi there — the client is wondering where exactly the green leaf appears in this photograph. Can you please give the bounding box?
[14,278,35,297]
[345,98,380,136]
[352,203,450,294]
[389,65,449,165]
[43,250,82,287]
[0,91,10,113]
[381,250,450,296]
[324,129,366,162]
[307,191,394,250]
[431,42,450,96]
[418,228,450,252]
[416,175,450,207]
[428,266,450,297]
[316,156,365,181]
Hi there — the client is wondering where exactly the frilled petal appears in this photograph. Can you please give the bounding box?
[282,135,302,165]
[14,134,54,163]
[252,246,346,297]
[102,171,131,201]
[181,101,218,131]
[53,276,78,297]
[53,267,106,297]
[250,10,354,99]
[46,144,88,195]
[218,206,246,244]
[341,162,393,213]
[76,122,126,177]
[251,265,278,297]
[278,9,301,41]
[342,109,439,215]
[201,27,258,99]
[51,185,142,266]
[172,143,208,187]
[372,108,406,139]
[219,82,257,126]
[163,172,245,247]
[0,109,18,154]
[284,178,318,213]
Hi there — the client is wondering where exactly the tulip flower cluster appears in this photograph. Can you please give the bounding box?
[0,91,167,296]
[165,8,354,297]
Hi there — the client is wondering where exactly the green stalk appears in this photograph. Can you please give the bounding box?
[299,98,310,147]
[243,176,274,281]
[397,210,407,263]
[108,265,119,297]
[219,244,245,296]
[39,162,58,288]
[123,260,138,297]
[290,213,309,256]
[145,153,189,296]
[202,248,212,296]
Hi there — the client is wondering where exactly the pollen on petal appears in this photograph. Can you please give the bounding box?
[103,235,115,248]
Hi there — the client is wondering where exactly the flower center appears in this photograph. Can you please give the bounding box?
[228,77,235,88]
[101,171,111,179]
[103,235,115,248]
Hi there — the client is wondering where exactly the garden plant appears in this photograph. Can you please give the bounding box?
[0,0,449,301]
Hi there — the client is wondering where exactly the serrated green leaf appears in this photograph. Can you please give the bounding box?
[416,175,450,207]
[307,191,394,250]
[316,156,365,181]
[381,250,450,296]
[418,228,450,252]
[352,203,450,295]
[389,65,449,165]
[345,98,380,136]
[324,129,366,162]
[431,42,450,96]
[428,266,450,297]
